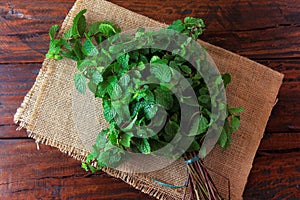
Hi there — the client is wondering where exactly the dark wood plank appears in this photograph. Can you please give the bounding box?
[0,138,299,199]
[0,139,155,199]
[243,151,300,199]
[261,60,300,133]
[0,63,40,138]
[259,132,300,151]
[109,0,300,59]
[0,0,299,63]
[0,0,75,64]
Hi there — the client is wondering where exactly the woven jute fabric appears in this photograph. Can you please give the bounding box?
[14,0,283,199]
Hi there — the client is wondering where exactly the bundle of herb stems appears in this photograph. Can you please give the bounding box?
[46,9,243,200]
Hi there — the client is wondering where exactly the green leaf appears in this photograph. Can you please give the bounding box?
[103,100,116,122]
[231,116,241,131]
[122,115,138,132]
[187,140,200,152]
[91,70,103,85]
[144,104,158,120]
[137,129,147,137]
[218,129,228,148]
[74,73,86,94]
[49,24,59,40]
[198,95,210,104]
[74,40,85,60]
[228,107,244,115]
[82,33,99,56]
[117,53,130,69]
[120,133,134,147]
[77,59,97,72]
[198,114,209,133]
[63,28,72,39]
[47,39,61,56]
[71,9,87,37]
[188,114,208,136]
[154,88,173,110]
[164,121,179,142]
[99,23,116,37]
[134,138,151,154]
[108,83,122,100]
[108,131,119,145]
[81,162,88,171]
[222,73,231,87]
[119,74,130,88]
[95,129,108,149]
[150,62,172,83]
[180,65,192,74]
[88,21,101,36]
[168,19,185,32]
[88,81,97,93]
[97,151,110,167]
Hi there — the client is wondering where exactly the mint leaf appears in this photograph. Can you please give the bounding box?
[82,33,99,56]
[122,115,138,132]
[108,83,122,100]
[231,116,241,131]
[91,70,103,85]
[154,88,173,110]
[150,62,172,83]
[198,114,209,134]
[120,133,134,147]
[74,73,86,94]
[144,104,158,120]
[88,21,101,36]
[119,74,130,88]
[95,129,108,149]
[49,24,59,40]
[228,107,244,115]
[222,73,231,87]
[164,121,179,138]
[88,81,97,93]
[188,114,208,136]
[63,28,72,39]
[168,19,185,32]
[187,140,200,152]
[74,40,84,60]
[71,9,87,37]
[77,59,97,72]
[108,131,118,145]
[134,138,151,154]
[218,129,228,148]
[117,53,130,70]
[103,99,116,122]
[99,23,116,37]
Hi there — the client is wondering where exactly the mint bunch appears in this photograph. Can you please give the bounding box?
[46,9,243,173]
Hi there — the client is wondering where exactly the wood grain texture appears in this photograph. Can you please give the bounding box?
[0,139,154,199]
[110,0,300,59]
[244,151,300,200]
[0,0,299,199]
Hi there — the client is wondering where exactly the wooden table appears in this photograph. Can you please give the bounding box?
[0,0,299,199]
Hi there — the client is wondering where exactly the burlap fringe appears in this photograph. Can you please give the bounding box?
[13,119,176,200]
[104,168,178,200]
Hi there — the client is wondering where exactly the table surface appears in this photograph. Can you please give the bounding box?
[0,0,299,199]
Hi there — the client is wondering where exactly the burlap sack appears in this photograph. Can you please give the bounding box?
[14,0,283,199]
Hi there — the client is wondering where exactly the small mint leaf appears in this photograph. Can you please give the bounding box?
[71,9,87,37]
[49,24,59,40]
[74,73,86,94]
